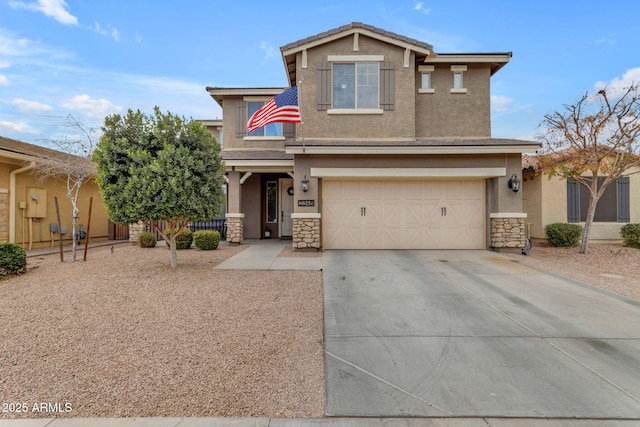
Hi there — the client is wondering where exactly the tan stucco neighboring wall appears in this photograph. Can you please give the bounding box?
[524,166,640,241]
[296,34,416,140]
[10,172,109,249]
[415,64,491,138]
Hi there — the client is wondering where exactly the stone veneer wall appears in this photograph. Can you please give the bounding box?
[0,190,8,242]
[490,214,527,249]
[292,215,321,249]
[226,214,244,244]
[0,189,9,242]
[129,221,146,243]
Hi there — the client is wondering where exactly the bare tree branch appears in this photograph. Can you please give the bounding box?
[537,83,640,254]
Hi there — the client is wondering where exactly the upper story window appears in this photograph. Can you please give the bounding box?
[318,55,392,114]
[247,101,283,137]
[450,65,467,94]
[418,65,435,94]
[333,62,379,109]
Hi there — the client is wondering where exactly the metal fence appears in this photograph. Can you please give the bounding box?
[189,219,226,239]
[144,219,226,241]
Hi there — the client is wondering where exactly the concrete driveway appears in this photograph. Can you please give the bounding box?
[323,249,640,419]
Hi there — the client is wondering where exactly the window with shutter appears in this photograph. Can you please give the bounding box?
[317,60,394,112]
[567,177,630,223]
[567,178,580,223]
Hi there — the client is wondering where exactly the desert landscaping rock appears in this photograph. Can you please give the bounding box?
[505,242,639,301]
[0,244,324,419]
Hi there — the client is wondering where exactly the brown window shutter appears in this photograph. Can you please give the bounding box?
[317,62,331,110]
[283,122,295,139]
[380,62,395,110]
[235,101,247,137]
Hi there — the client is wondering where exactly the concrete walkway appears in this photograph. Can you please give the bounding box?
[214,239,322,271]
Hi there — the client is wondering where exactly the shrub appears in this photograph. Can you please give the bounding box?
[620,223,640,248]
[194,230,220,250]
[166,228,193,250]
[0,242,27,278]
[544,222,582,247]
[137,231,157,248]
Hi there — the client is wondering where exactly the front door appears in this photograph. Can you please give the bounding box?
[279,178,293,237]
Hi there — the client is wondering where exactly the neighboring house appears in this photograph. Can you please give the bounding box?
[206,22,539,250]
[0,136,110,250]
[522,155,639,241]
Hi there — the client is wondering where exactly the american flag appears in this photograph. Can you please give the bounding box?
[247,86,301,133]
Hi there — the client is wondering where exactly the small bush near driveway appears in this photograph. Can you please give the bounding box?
[0,242,26,278]
[620,223,640,248]
[137,231,157,248]
[545,222,582,247]
[193,230,220,250]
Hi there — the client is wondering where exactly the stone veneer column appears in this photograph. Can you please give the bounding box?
[225,213,244,244]
[490,213,527,250]
[0,190,8,242]
[128,221,146,243]
[291,213,321,250]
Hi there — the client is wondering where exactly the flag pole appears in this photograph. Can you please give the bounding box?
[298,80,305,153]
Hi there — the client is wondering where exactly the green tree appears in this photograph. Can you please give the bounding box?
[93,108,224,268]
[538,84,640,254]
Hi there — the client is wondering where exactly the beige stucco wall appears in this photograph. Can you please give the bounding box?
[415,64,491,138]
[8,171,109,249]
[524,167,640,241]
[296,35,416,140]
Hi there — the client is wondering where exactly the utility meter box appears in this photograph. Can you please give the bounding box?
[26,187,47,218]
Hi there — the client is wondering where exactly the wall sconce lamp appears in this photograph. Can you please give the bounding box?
[301,175,309,193]
[508,174,521,193]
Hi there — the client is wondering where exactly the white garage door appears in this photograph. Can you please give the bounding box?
[322,179,485,249]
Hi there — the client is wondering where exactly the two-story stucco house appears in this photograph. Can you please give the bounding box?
[206,22,539,251]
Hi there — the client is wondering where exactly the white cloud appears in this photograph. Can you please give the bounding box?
[491,95,513,112]
[594,67,640,97]
[134,32,143,44]
[11,98,53,113]
[259,41,275,61]
[88,21,120,41]
[0,33,32,56]
[414,1,431,14]
[0,121,36,133]
[0,60,10,68]
[8,0,78,26]
[61,94,122,120]
[0,75,9,86]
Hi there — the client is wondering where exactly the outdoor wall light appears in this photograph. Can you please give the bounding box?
[508,174,521,193]
[301,175,309,193]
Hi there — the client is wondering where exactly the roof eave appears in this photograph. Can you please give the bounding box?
[285,144,540,155]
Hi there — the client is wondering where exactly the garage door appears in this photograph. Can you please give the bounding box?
[322,179,485,249]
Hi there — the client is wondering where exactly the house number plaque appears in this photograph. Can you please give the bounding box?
[298,200,315,207]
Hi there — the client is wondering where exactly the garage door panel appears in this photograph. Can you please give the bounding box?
[322,180,485,249]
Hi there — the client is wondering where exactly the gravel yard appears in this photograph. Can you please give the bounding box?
[504,242,640,301]
[0,243,324,419]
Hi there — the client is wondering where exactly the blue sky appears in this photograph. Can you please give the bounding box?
[0,0,639,146]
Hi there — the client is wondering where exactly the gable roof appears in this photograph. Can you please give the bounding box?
[280,22,436,86]
[279,22,512,86]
